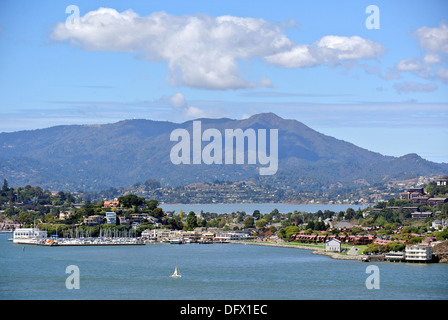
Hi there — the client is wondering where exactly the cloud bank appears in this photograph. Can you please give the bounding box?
[393,21,448,86]
[51,8,385,90]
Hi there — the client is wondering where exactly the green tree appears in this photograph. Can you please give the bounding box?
[346,208,355,220]
[435,230,448,241]
[386,241,405,252]
[186,211,198,231]
[351,226,364,235]
[17,211,33,225]
[283,225,300,240]
[441,203,448,215]
[243,216,255,229]
[256,219,267,229]
[150,207,164,219]
[118,194,145,208]
[2,179,8,192]
[146,199,159,211]
[306,220,315,230]
[365,243,380,254]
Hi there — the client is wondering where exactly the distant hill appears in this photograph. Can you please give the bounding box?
[0,113,446,192]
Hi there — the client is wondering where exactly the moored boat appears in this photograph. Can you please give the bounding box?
[170,237,183,244]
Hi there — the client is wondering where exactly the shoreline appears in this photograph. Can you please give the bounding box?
[233,241,366,261]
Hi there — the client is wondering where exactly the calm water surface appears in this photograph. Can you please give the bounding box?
[0,234,447,300]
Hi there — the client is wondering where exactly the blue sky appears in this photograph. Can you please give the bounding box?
[0,0,447,163]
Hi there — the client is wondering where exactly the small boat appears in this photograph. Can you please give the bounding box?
[170,238,183,244]
[170,265,181,278]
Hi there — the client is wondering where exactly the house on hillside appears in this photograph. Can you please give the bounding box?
[83,215,104,226]
[105,212,117,224]
[59,210,75,220]
[334,221,353,231]
[411,196,430,205]
[411,211,433,219]
[400,188,425,200]
[104,200,120,208]
[428,198,448,207]
[432,219,447,230]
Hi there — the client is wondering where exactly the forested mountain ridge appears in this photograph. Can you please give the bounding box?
[0,113,446,192]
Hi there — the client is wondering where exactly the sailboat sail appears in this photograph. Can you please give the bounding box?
[170,265,181,278]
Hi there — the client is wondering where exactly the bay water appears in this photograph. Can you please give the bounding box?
[160,203,367,214]
[1,233,447,300]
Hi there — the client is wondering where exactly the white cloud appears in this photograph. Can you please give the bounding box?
[51,8,385,90]
[423,53,441,65]
[160,92,228,121]
[264,44,317,68]
[414,22,448,53]
[265,36,385,68]
[393,22,448,86]
[259,76,276,88]
[167,92,186,108]
[314,35,385,61]
[436,67,448,82]
[51,8,289,90]
[182,106,229,121]
[395,58,423,72]
[183,106,207,119]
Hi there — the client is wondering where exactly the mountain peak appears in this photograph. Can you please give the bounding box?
[247,112,283,122]
[399,153,425,161]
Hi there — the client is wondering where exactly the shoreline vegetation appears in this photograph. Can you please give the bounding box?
[233,240,366,261]
[2,177,448,263]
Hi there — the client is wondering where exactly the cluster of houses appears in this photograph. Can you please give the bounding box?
[293,233,376,245]
[291,214,446,263]
[318,235,436,262]
[141,227,253,244]
[400,187,447,207]
[397,182,447,221]
[82,211,160,228]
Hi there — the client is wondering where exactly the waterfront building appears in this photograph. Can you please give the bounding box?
[141,229,152,239]
[385,251,406,262]
[325,238,341,252]
[214,231,241,242]
[13,228,48,244]
[149,228,173,242]
[405,244,433,262]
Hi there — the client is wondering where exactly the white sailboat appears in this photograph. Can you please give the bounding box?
[170,264,181,278]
